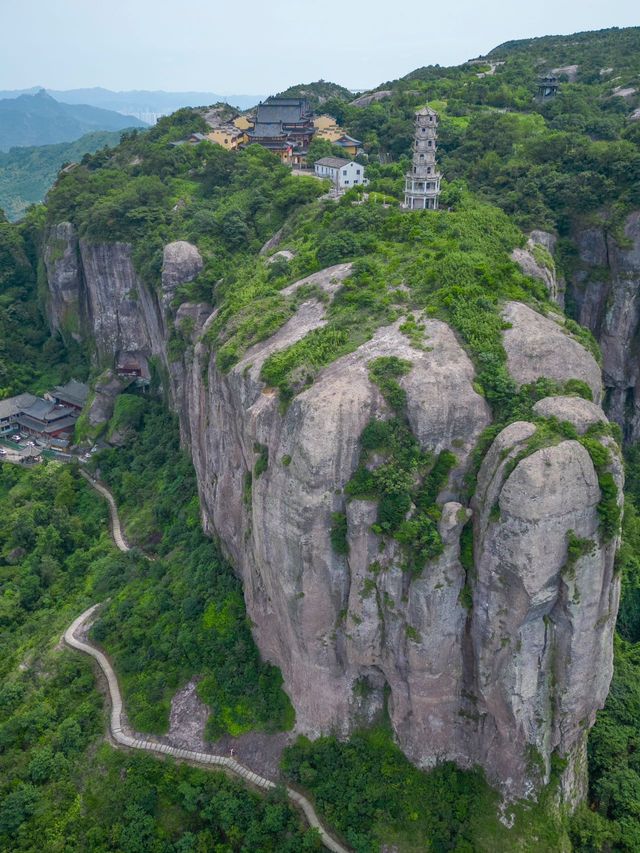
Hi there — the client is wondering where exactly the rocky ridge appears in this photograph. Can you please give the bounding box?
[43,223,623,803]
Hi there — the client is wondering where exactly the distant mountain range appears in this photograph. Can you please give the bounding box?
[0,130,124,221]
[0,91,146,151]
[0,87,267,124]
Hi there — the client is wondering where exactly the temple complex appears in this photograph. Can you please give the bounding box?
[246,97,316,165]
[403,106,442,210]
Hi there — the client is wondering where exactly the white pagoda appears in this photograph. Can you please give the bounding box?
[403,106,441,210]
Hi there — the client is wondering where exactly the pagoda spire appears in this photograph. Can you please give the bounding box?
[403,106,442,210]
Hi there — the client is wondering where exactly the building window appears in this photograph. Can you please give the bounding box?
[344,180,349,184]
[343,170,347,175]
[428,140,432,147]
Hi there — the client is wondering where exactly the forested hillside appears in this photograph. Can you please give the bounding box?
[2,23,640,853]
[0,131,124,221]
[0,458,319,851]
[320,26,640,233]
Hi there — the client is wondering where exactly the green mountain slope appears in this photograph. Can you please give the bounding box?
[315,26,640,231]
[276,79,355,105]
[0,90,146,152]
[0,131,125,221]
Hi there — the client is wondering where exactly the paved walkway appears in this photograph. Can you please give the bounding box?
[66,475,349,853]
[80,471,130,552]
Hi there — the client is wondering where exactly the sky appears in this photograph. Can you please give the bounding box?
[2,0,638,94]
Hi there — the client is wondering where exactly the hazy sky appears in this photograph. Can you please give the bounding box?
[2,0,638,94]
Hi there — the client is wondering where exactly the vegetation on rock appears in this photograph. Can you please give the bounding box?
[0,130,124,221]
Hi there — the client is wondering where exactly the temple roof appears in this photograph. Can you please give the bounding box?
[247,122,289,138]
[0,393,36,420]
[21,398,55,421]
[416,106,438,116]
[52,379,89,407]
[16,413,77,433]
[256,99,311,125]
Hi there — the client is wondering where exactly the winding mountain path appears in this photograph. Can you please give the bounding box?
[80,471,130,552]
[66,473,349,853]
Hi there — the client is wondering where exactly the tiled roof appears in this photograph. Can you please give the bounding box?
[20,398,78,424]
[265,98,307,106]
[0,393,36,421]
[247,122,289,138]
[315,157,351,169]
[19,445,42,458]
[256,99,311,125]
[256,140,294,151]
[16,414,78,434]
[49,437,71,448]
[53,379,89,407]
[21,398,55,421]
[336,134,362,145]
[45,406,75,421]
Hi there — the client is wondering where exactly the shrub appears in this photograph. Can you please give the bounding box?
[330,512,349,555]
[598,472,621,542]
[254,443,269,477]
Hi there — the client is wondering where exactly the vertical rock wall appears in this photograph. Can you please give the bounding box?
[567,211,640,441]
[43,226,622,803]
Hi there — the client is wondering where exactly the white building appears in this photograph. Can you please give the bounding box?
[314,157,366,190]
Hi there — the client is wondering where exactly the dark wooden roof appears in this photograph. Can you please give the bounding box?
[256,97,311,125]
[53,379,89,407]
[248,122,289,138]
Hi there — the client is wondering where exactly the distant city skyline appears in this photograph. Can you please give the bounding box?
[3,0,639,94]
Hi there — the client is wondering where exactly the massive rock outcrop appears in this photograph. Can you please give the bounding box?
[44,227,204,365]
[43,226,622,803]
[471,411,621,802]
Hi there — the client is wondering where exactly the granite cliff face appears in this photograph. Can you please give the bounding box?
[566,211,640,442]
[44,224,622,803]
